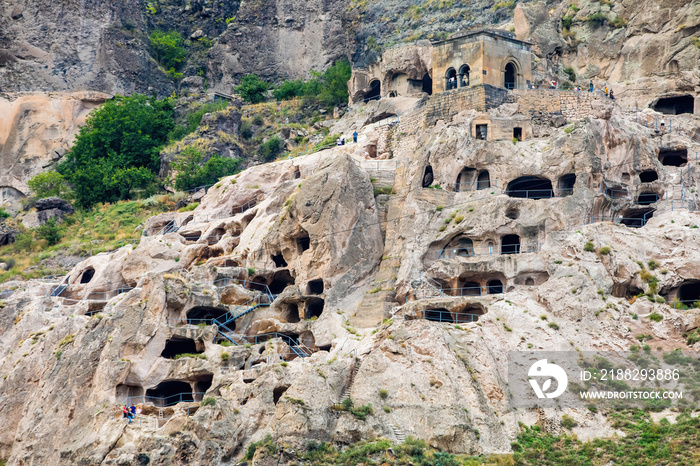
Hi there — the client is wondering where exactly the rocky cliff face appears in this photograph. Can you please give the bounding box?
[1,85,699,464]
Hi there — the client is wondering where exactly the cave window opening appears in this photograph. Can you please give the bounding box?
[637,192,659,205]
[207,227,226,245]
[558,174,576,196]
[425,308,452,323]
[270,269,295,294]
[455,167,476,192]
[678,280,700,307]
[160,337,201,359]
[181,231,202,242]
[504,62,517,89]
[455,238,474,257]
[487,280,503,294]
[506,176,553,199]
[501,235,521,254]
[506,208,519,220]
[146,381,193,407]
[455,306,484,323]
[421,73,433,95]
[273,385,290,404]
[525,277,535,286]
[271,253,288,268]
[652,95,694,115]
[282,303,300,323]
[658,148,688,167]
[476,124,488,140]
[296,233,311,253]
[422,165,434,188]
[619,209,654,228]
[477,170,490,190]
[445,68,457,90]
[305,298,325,319]
[80,268,95,284]
[306,279,324,295]
[365,79,381,101]
[194,375,213,400]
[458,64,470,87]
[458,281,482,297]
[639,170,659,183]
[116,384,144,403]
[606,186,628,199]
[513,127,522,141]
[186,306,231,326]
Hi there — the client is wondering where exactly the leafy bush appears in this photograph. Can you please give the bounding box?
[27,172,71,199]
[272,59,352,108]
[648,312,663,322]
[0,208,9,219]
[35,219,61,246]
[149,30,186,71]
[563,66,576,82]
[548,322,560,330]
[561,14,574,29]
[599,246,611,255]
[169,100,230,141]
[584,241,595,252]
[235,74,270,104]
[240,119,253,139]
[272,79,308,100]
[561,415,577,429]
[57,94,174,207]
[171,147,241,191]
[259,136,284,162]
[201,397,216,406]
[587,12,608,26]
[609,15,628,28]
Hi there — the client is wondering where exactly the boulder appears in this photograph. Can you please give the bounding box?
[35,197,74,214]
[0,222,19,246]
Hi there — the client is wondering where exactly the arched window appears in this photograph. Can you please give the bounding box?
[477,170,490,190]
[504,62,517,89]
[365,79,381,101]
[445,68,457,90]
[458,65,470,87]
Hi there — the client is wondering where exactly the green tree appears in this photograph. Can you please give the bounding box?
[27,172,71,198]
[172,147,242,191]
[317,59,352,107]
[235,75,270,104]
[149,30,187,70]
[272,79,307,100]
[35,219,61,246]
[58,94,174,207]
[259,136,284,162]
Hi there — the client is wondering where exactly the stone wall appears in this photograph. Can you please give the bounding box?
[424,85,511,126]
[511,89,610,119]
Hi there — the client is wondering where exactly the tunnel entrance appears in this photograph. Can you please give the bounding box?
[558,174,576,196]
[443,235,474,258]
[501,235,521,254]
[487,280,504,294]
[651,95,694,115]
[80,268,95,284]
[513,127,522,141]
[186,306,230,325]
[271,253,287,268]
[477,170,490,190]
[146,381,193,406]
[422,165,434,187]
[365,79,381,101]
[194,374,213,398]
[281,302,300,323]
[425,308,452,323]
[421,73,433,95]
[639,170,659,183]
[506,176,553,199]
[456,167,476,192]
[637,192,659,205]
[305,279,324,295]
[658,148,688,167]
[678,280,700,307]
[619,208,654,228]
[161,337,201,359]
[270,269,295,294]
[305,298,324,319]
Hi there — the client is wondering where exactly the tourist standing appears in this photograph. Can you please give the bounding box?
[352,131,358,143]
[589,81,594,92]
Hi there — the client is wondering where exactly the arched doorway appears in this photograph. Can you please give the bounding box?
[477,170,490,190]
[421,73,433,95]
[365,79,381,101]
[458,65,470,87]
[445,68,457,90]
[504,62,517,90]
[422,165,434,188]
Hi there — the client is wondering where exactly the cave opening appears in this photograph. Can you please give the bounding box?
[558,173,576,196]
[116,384,144,402]
[281,302,300,323]
[194,374,213,399]
[146,381,193,407]
[637,192,659,205]
[678,280,700,306]
[296,232,311,253]
[425,308,452,323]
[186,306,231,326]
[525,277,535,286]
[306,279,324,295]
[270,269,295,294]
[487,280,504,294]
[421,73,433,95]
[454,306,484,323]
[658,148,688,167]
[605,186,628,199]
[458,281,482,296]
[80,268,95,284]
[180,231,202,242]
[305,298,325,319]
[505,208,519,220]
[513,127,522,141]
[207,227,226,245]
[160,337,201,359]
[651,95,694,115]
[477,170,490,190]
[506,176,553,199]
[639,170,659,183]
[501,234,521,254]
[422,165,434,188]
[455,167,476,192]
[365,79,381,101]
[273,385,290,404]
[619,208,654,228]
[271,253,288,268]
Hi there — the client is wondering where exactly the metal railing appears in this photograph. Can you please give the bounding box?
[504,188,574,199]
[405,309,480,323]
[357,159,399,171]
[453,180,498,192]
[120,392,206,408]
[231,194,266,215]
[437,242,541,259]
[630,111,700,142]
[666,299,700,310]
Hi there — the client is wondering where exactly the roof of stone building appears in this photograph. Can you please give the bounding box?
[432,28,533,47]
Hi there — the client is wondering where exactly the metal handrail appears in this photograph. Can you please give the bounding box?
[405,309,480,323]
[437,242,541,259]
[120,392,206,408]
[453,180,498,192]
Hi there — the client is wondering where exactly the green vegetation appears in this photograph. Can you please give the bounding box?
[201,397,216,406]
[35,219,62,246]
[584,241,595,252]
[259,136,284,162]
[586,12,608,26]
[548,322,560,330]
[245,434,277,460]
[270,60,352,108]
[599,246,611,255]
[174,353,207,360]
[149,30,186,79]
[168,100,230,141]
[378,389,388,400]
[57,94,174,208]
[648,312,663,322]
[27,172,72,199]
[609,15,628,28]
[235,74,270,104]
[0,208,9,220]
[561,14,575,30]
[171,147,242,191]
[563,66,576,82]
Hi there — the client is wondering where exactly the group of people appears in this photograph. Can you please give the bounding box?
[122,404,139,424]
[336,131,359,146]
